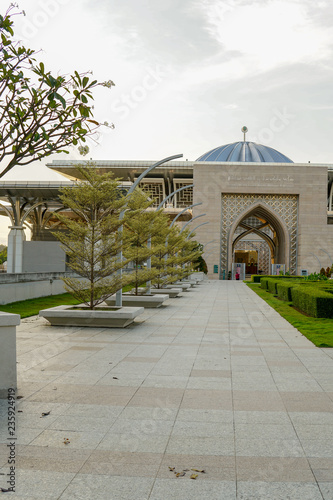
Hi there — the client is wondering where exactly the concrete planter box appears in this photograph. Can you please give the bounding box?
[151,288,181,298]
[0,312,20,398]
[178,281,197,287]
[39,305,144,328]
[105,293,169,308]
[189,272,204,281]
[166,283,191,291]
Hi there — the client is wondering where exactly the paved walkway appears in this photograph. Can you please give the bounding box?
[1,281,333,499]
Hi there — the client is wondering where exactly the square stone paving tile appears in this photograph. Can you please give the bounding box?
[319,482,333,500]
[236,456,315,482]
[64,403,123,419]
[236,481,324,500]
[97,432,170,453]
[149,478,236,500]
[80,451,162,477]
[10,470,76,499]
[190,369,231,378]
[177,409,233,423]
[234,411,291,425]
[172,420,233,438]
[59,474,154,500]
[280,392,333,412]
[186,378,232,391]
[29,428,106,449]
[48,415,117,433]
[299,439,333,458]
[292,424,333,441]
[235,438,305,458]
[127,387,184,408]
[108,418,174,436]
[180,389,232,410]
[15,445,91,473]
[166,436,235,456]
[234,423,298,440]
[141,375,189,389]
[289,411,333,426]
[232,391,285,411]
[119,406,177,421]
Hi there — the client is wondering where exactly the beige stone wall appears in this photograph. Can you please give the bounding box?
[193,162,331,278]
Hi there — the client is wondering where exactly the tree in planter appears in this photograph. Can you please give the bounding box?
[53,165,134,309]
[177,233,203,279]
[124,190,169,295]
[166,228,202,283]
[0,6,114,178]
[151,217,178,289]
[151,223,198,287]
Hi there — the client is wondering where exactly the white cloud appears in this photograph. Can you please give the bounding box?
[199,0,333,71]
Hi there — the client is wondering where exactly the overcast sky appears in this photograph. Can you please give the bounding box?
[1,0,333,243]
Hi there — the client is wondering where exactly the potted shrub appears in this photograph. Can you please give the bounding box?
[39,165,144,327]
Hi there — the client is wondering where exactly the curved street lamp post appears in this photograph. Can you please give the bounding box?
[115,154,183,307]
[145,184,195,294]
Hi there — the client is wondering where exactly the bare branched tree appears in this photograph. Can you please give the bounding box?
[0,5,114,178]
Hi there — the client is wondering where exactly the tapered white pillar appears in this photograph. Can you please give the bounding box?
[7,226,26,274]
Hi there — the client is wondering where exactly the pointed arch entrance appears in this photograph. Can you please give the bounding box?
[228,202,290,275]
[220,194,298,277]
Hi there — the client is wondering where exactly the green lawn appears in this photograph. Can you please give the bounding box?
[247,283,333,348]
[0,285,136,319]
[0,293,80,318]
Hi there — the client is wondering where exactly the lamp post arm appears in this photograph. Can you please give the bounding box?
[157,184,194,210]
[188,221,210,239]
[180,213,206,234]
[116,153,183,307]
[128,154,183,195]
[170,202,202,228]
[203,239,218,249]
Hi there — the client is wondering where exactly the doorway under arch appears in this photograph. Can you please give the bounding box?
[227,202,291,275]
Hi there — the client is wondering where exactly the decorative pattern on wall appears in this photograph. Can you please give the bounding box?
[173,182,193,208]
[220,194,298,275]
[139,181,165,207]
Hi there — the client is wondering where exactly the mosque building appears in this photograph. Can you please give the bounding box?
[1,128,333,279]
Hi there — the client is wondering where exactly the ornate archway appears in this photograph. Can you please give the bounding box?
[220,194,298,276]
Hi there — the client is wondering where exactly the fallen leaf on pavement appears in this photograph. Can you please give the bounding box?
[190,474,198,479]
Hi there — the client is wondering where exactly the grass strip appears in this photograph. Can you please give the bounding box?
[0,293,80,319]
[247,283,333,348]
[0,285,136,319]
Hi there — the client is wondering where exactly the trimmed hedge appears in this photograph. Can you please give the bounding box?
[251,275,263,283]
[252,274,303,283]
[291,285,333,318]
[267,279,280,295]
[260,278,270,290]
[277,281,294,301]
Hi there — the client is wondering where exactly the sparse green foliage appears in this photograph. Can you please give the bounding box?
[124,189,168,295]
[151,224,202,287]
[0,6,114,178]
[52,165,133,309]
[0,245,7,264]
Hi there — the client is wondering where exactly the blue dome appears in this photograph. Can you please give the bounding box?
[196,141,293,163]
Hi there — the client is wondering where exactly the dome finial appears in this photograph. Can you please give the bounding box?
[241,126,248,142]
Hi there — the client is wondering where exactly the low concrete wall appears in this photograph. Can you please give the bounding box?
[0,312,20,398]
[0,272,74,284]
[0,273,78,305]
